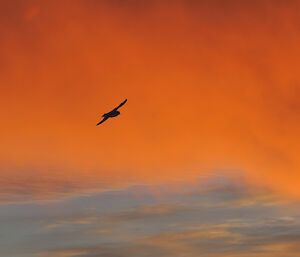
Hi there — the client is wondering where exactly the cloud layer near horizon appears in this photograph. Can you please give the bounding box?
[2,175,300,257]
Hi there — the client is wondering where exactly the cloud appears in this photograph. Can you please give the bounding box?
[36,176,285,234]
[44,217,97,231]
[109,203,195,223]
[35,220,300,257]
[4,176,300,257]
[36,249,87,257]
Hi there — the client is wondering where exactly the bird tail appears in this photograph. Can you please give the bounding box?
[97,117,108,125]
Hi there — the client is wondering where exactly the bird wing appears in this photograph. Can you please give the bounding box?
[96,116,108,126]
[113,99,127,111]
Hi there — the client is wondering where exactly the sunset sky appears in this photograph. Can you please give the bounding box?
[1,0,300,256]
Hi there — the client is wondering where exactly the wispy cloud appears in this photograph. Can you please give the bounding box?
[36,249,88,257]
[9,177,294,257]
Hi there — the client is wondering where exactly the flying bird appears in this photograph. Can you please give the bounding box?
[97,99,127,125]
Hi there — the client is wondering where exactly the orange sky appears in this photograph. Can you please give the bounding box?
[1,0,300,200]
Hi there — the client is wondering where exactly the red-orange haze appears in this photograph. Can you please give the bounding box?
[1,0,300,200]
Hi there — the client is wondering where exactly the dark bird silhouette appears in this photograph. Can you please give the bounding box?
[97,99,127,125]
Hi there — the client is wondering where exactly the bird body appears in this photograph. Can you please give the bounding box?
[97,99,127,125]
[103,110,120,118]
